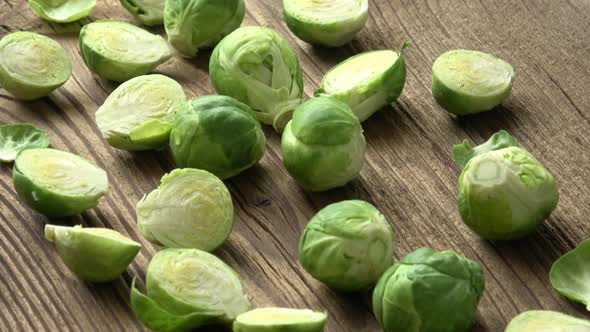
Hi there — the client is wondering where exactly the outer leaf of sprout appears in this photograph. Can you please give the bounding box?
[28,0,96,23]
[550,239,590,311]
[452,130,517,170]
[505,311,590,332]
[0,124,50,163]
[120,0,165,26]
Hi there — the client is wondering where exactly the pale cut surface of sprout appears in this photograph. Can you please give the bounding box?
[234,308,327,332]
[28,0,96,23]
[323,52,399,92]
[505,311,590,332]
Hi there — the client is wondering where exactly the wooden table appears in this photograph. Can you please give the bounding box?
[1,0,589,331]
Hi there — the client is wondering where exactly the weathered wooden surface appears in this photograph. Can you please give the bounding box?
[1,0,590,331]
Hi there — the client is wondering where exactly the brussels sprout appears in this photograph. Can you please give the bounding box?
[0,32,71,100]
[164,0,245,57]
[45,225,140,282]
[373,247,484,332]
[505,310,590,332]
[13,148,108,217]
[170,95,265,179]
[298,200,394,291]
[137,168,233,251]
[131,248,251,331]
[79,20,172,82]
[28,0,95,23]
[432,49,514,115]
[550,239,590,310]
[0,124,50,163]
[210,26,303,132]
[120,0,164,26]
[283,0,368,47]
[316,42,408,121]
[281,96,365,191]
[452,130,516,170]
[233,308,327,332]
[95,74,186,151]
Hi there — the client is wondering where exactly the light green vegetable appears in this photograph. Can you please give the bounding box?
[45,225,140,282]
[28,0,95,23]
[432,49,514,115]
[164,0,245,57]
[373,247,484,332]
[79,20,172,82]
[169,95,265,179]
[452,130,516,170]
[505,310,590,332]
[0,124,50,163]
[120,0,164,26]
[233,308,327,332]
[131,248,251,331]
[136,168,233,251]
[550,239,590,310]
[299,200,394,291]
[283,0,368,47]
[95,74,185,151]
[210,26,303,132]
[13,148,108,217]
[281,96,365,191]
[0,32,71,100]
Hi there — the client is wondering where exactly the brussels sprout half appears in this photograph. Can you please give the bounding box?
[0,32,71,100]
[28,0,95,23]
[234,308,328,332]
[120,0,164,26]
[79,20,172,82]
[550,239,590,310]
[505,311,590,332]
[0,124,50,163]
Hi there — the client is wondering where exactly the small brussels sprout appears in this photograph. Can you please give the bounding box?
[210,26,303,132]
[283,0,368,47]
[550,239,590,310]
[281,96,365,191]
[170,95,265,179]
[316,42,408,121]
[234,308,327,332]
[452,130,516,170]
[0,124,49,163]
[79,20,172,82]
[164,0,245,57]
[131,248,251,331]
[120,0,164,26]
[95,74,186,151]
[137,168,233,251]
[13,148,108,217]
[432,49,514,115]
[28,0,96,23]
[373,247,484,332]
[0,32,71,100]
[45,225,140,282]
[505,310,590,332]
[298,200,394,291]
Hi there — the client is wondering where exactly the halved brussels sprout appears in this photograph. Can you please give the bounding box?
[45,225,140,282]
[0,32,71,100]
[317,42,408,121]
[373,247,484,332]
[234,308,327,332]
[13,148,108,217]
[550,239,590,310]
[299,200,394,291]
[136,168,234,251]
[210,26,303,132]
[96,74,186,151]
[0,124,50,163]
[505,311,590,332]
[131,248,251,331]
[79,20,172,82]
[120,0,164,26]
[28,0,95,23]
[170,95,265,179]
[452,130,516,170]
[281,96,365,191]
[432,49,514,115]
[164,0,245,57]
[283,0,368,47]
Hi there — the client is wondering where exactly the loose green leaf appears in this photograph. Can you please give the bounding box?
[452,130,516,169]
[550,240,590,311]
[0,124,49,162]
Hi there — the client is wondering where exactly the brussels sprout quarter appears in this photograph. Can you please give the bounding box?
[234,308,328,332]
[505,311,590,332]
[299,200,394,291]
[0,32,71,100]
[121,0,165,26]
[373,248,485,332]
[550,239,590,310]
[28,0,96,23]
[0,124,50,163]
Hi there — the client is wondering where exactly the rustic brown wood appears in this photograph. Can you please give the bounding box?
[1,0,590,330]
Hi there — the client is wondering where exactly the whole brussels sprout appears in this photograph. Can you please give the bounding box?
[210,26,303,132]
[28,0,95,23]
[121,0,164,26]
[281,96,365,191]
[299,200,394,291]
[170,95,265,179]
[234,308,327,332]
[373,247,485,332]
[505,310,590,332]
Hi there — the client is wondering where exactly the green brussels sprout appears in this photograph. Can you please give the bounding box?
[131,248,251,331]
[120,0,164,26]
[0,124,50,163]
[164,0,245,57]
[550,239,590,310]
[283,0,368,47]
[28,0,95,23]
[170,95,265,179]
[0,32,71,100]
[316,42,408,121]
[95,74,186,151]
[432,49,514,115]
[79,20,173,82]
[137,168,234,251]
[281,96,365,191]
[452,130,516,170]
[45,225,140,282]
[234,308,327,332]
[373,247,484,332]
[13,148,108,217]
[505,311,590,332]
[298,200,394,291]
[210,26,303,132]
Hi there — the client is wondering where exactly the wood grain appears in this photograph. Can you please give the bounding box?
[1,0,590,331]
